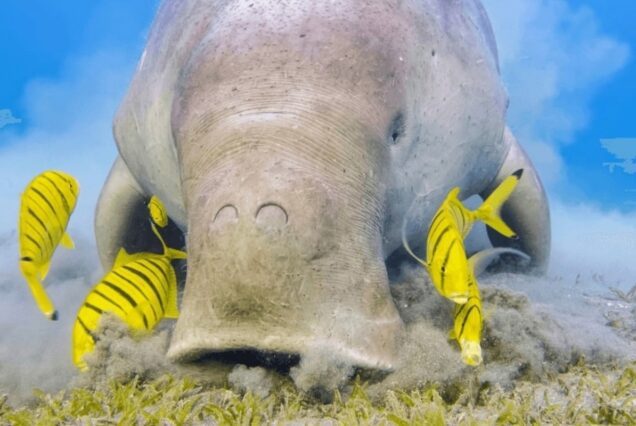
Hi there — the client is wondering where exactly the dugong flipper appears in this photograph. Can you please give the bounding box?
[95,157,161,270]
[480,127,551,272]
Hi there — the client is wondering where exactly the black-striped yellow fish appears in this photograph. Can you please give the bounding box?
[72,197,186,371]
[402,169,523,304]
[18,170,80,320]
[449,247,529,366]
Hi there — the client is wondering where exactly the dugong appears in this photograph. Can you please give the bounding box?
[95,0,550,372]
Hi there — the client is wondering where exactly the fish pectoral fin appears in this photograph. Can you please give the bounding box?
[60,232,75,249]
[167,248,187,260]
[38,260,52,281]
[468,247,531,277]
[448,328,457,341]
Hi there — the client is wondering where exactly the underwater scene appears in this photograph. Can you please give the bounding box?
[1,1,634,424]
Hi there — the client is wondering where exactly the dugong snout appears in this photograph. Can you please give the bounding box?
[168,145,404,370]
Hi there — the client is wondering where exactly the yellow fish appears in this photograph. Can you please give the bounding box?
[18,170,80,320]
[449,247,530,366]
[451,269,483,366]
[148,195,169,228]
[402,169,523,303]
[72,197,186,371]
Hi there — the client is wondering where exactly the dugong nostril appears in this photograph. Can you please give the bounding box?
[255,203,288,230]
[214,204,239,224]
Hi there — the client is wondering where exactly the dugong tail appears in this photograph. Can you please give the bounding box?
[95,156,186,271]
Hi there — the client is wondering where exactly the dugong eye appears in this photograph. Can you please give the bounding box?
[388,112,405,145]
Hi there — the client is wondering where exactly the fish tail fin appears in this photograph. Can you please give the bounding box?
[474,169,523,238]
[60,232,75,249]
[22,269,57,320]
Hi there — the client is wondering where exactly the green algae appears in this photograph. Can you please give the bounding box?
[1,362,633,425]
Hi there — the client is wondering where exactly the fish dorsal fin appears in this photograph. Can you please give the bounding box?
[468,247,530,277]
[454,203,474,238]
[446,187,474,236]
[113,248,150,268]
[113,248,133,268]
[60,232,75,249]
[447,187,461,200]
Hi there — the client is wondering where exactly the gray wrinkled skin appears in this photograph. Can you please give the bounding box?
[95,0,550,373]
